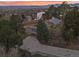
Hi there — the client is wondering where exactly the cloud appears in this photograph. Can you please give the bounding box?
[0,1,63,6]
[0,1,78,6]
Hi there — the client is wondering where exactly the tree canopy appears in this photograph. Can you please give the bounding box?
[63,9,79,44]
[37,18,50,44]
[0,15,25,53]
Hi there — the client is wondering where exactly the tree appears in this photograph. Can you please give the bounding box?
[58,1,70,19]
[60,1,68,7]
[45,5,59,19]
[0,15,25,54]
[37,18,50,44]
[9,15,26,46]
[63,9,79,45]
[44,1,70,20]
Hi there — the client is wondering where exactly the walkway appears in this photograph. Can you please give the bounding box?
[20,36,79,57]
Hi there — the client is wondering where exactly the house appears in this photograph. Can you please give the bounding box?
[46,17,63,36]
[46,17,62,25]
[45,17,64,46]
[36,12,45,20]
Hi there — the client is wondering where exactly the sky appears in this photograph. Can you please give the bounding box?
[0,1,78,6]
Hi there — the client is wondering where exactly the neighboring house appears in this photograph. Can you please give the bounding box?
[45,17,64,46]
[46,17,63,36]
[20,36,79,57]
[36,12,45,20]
[46,17,62,27]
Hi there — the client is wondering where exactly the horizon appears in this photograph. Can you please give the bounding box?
[0,1,78,6]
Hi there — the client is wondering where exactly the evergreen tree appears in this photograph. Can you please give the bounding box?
[9,15,26,46]
[63,9,79,45]
[58,1,70,19]
[45,5,59,19]
[0,15,25,54]
[37,18,50,44]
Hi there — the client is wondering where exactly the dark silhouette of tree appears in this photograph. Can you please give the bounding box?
[44,1,70,20]
[37,18,50,44]
[58,1,70,20]
[45,5,59,19]
[0,15,25,54]
[63,9,79,45]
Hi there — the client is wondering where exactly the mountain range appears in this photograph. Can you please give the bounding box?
[0,5,50,9]
[0,3,78,9]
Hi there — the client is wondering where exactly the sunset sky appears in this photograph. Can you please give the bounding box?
[0,1,78,6]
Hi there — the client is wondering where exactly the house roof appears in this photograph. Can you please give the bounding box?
[37,12,45,20]
[47,17,62,25]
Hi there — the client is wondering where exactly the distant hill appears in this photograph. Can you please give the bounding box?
[0,5,50,9]
[0,3,79,10]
